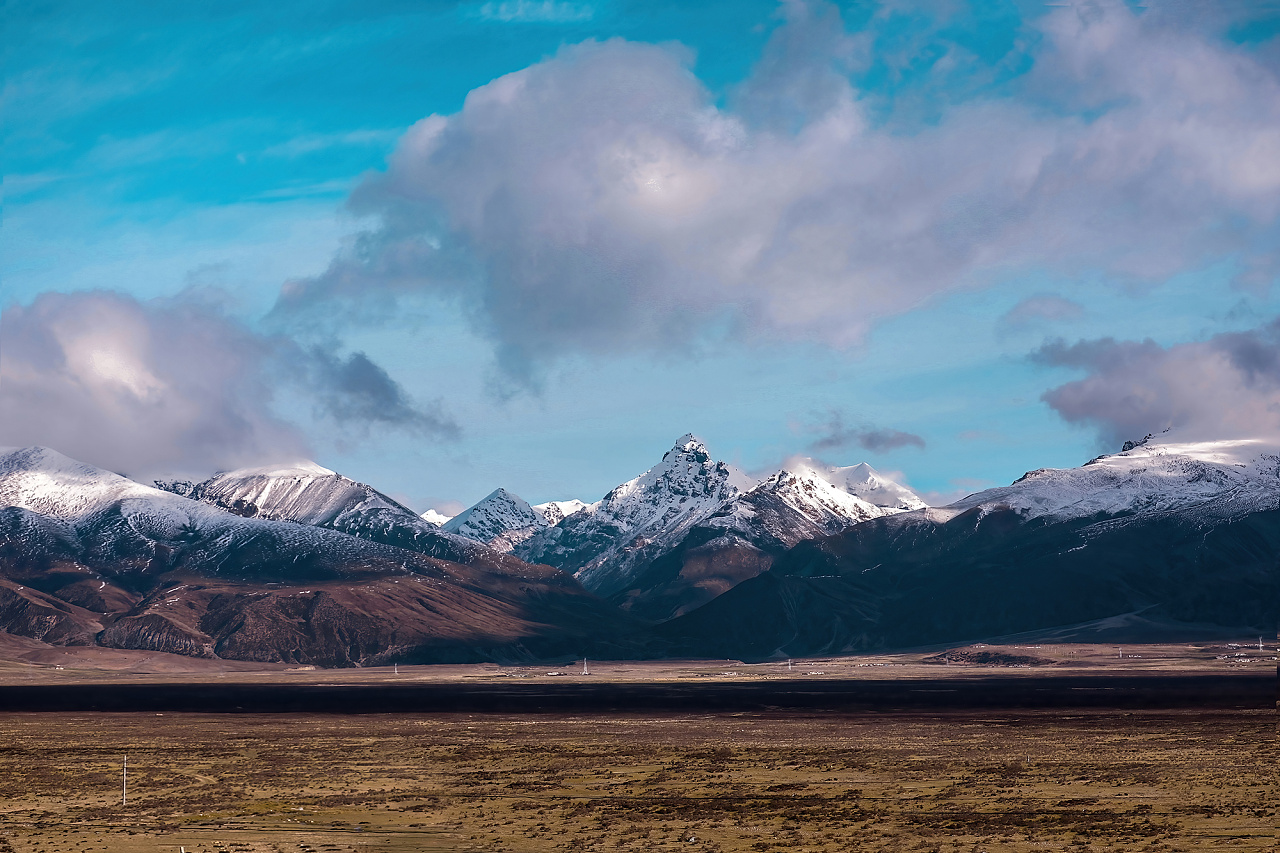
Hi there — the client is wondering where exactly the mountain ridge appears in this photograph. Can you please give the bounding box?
[0,446,625,666]
[643,437,1280,658]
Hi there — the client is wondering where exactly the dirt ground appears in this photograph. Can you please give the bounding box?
[0,701,1272,853]
[0,638,1274,686]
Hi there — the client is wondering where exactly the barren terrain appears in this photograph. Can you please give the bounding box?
[0,642,1272,852]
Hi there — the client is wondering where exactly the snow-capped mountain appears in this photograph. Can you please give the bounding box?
[652,437,1280,658]
[517,435,752,596]
[938,438,1280,524]
[709,458,925,546]
[440,494,589,551]
[162,462,482,564]
[442,488,550,553]
[608,458,923,621]
[421,509,453,526]
[0,446,626,666]
[533,499,589,525]
[825,461,928,512]
[1,447,351,564]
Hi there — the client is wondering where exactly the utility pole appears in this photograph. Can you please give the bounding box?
[122,754,127,806]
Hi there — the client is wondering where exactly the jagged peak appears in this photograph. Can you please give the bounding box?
[661,433,710,463]
[533,499,589,525]
[483,487,522,501]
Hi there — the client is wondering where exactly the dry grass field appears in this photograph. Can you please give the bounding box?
[0,642,1272,853]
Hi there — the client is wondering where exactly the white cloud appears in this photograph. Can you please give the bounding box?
[279,0,1280,379]
[478,1,593,23]
[0,291,457,480]
[1037,320,1280,448]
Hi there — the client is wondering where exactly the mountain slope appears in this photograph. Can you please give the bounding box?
[648,438,1280,657]
[0,447,626,666]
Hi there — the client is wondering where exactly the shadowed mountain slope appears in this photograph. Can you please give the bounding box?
[644,439,1280,657]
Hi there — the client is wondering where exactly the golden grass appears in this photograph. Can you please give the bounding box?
[0,702,1271,853]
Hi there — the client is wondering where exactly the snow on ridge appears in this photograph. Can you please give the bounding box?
[0,445,490,569]
[421,509,454,526]
[942,437,1280,523]
[196,463,409,527]
[211,460,337,479]
[533,499,588,525]
[1111,437,1277,469]
[0,445,352,550]
[443,488,549,552]
[516,434,754,592]
[767,457,926,513]
[0,445,223,529]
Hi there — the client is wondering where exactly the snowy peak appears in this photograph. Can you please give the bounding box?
[0,445,228,534]
[603,434,742,510]
[690,458,924,553]
[822,461,927,511]
[420,509,454,526]
[443,488,549,552]
[517,434,750,594]
[750,464,880,529]
[533,499,589,526]
[750,459,924,522]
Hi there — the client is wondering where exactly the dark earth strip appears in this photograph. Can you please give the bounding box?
[0,673,1269,713]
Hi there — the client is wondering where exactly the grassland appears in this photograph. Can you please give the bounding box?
[0,642,1272,853]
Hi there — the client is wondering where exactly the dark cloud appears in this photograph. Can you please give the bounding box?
[808,411,926,454]
[0,291,456,479]
[301,349,460,439]
[273,0,1279,379]
[1036,320,1280,448]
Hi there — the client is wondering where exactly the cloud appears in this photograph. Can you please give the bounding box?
[807,411,926,454]
[478,1,593,23]
[1036,319,1280,448]
[260,129,401,159]
[275,0,1280,379]
[0,291,455,479]
[298,349,460,440]
[998,294,1085,332]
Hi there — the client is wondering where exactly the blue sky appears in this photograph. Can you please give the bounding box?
[5,0,1280,513]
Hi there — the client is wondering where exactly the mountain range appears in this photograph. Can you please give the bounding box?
[648,438,1279,658]
[0,434,1273,666]
[0,447,622,666]
[438,435,926,621]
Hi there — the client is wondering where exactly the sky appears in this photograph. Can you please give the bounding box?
[4,0,1280,514]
